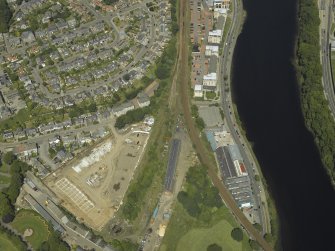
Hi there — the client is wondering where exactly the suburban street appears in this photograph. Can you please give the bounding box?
[218,0,271,236]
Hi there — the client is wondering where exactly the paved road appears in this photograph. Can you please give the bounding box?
[218,0,272,236]
[320,2,335,118]
[177,0,272,250]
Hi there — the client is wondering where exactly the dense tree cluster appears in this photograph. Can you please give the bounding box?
[155,37,177,80]
[296,0,335,181]
[0,153,30,223]
[102,0,119,5]
[177,165,223,219]
[0,0,12,33]
[114,107,150,129]
[191,104,205,130]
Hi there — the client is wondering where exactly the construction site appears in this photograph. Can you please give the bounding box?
[44,122,153,231]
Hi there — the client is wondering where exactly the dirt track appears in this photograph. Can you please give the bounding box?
[176,1,273,250]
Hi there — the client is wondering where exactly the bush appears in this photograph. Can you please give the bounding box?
[207,243,222,251]
[2,151,16,165]
[231,227,243,242]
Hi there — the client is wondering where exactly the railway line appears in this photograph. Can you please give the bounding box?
[176,0,273,250]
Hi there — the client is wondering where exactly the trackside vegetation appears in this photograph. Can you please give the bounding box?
[120,0,179,221]
[296,0,335,182]
[115,36,178,129]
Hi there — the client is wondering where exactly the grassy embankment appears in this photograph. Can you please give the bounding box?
[296,0,335,183]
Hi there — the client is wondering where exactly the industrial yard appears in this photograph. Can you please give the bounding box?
[44,122,152,230]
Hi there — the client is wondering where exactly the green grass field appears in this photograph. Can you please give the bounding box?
[11,210,50,250]
[176,220,241,251]
[160,203,251,251]
[0,174,11,185]
[0,233,20,251]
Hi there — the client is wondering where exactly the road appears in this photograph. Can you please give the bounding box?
[177,0,272,250]
[218,0,271,236]
[320,1,335,118]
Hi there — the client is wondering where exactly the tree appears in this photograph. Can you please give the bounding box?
[249,239,261,250]
[102,0,119,5]
[0,193,14,223]
[2,151,16,165]
[0,0,12,33]
[207,243,222,251]
[231,227,243,242]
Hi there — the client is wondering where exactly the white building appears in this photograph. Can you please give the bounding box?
[194,84,203,97]
[205,45,219,57]
[206,0,230,9]
[214,8,227,18]
[203,73,217,90]
[208,30,222,44]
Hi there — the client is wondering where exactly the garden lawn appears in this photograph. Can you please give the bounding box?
[11,210,50,250]
[0,232,20,251]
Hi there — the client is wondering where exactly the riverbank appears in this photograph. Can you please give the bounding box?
[296,0,335,185]
[232,0,335,249]
[224,0,280,248]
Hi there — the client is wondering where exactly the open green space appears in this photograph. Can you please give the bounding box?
[176,220,241,251]
[0,232,20,251]
[0,174,11,185]
[11,210,50,250]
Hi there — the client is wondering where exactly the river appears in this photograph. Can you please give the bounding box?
[232,0,335,250]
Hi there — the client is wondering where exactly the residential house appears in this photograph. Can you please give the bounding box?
[14,144,38,158]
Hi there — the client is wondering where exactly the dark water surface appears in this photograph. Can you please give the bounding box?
[232,0,335,250]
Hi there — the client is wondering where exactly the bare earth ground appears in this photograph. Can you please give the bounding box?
[44,123,151,231]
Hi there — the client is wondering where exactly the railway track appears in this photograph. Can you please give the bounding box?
[175,0,273,250]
